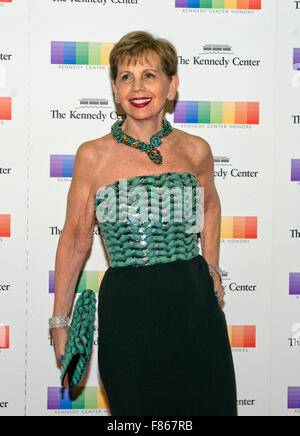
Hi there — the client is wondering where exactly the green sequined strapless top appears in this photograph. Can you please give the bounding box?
[94,171,202,268]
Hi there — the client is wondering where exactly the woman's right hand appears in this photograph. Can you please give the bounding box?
[51,326,70,362]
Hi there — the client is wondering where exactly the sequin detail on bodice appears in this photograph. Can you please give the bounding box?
[94,172,202,268]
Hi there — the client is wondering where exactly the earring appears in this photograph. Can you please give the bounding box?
[168,93,174,100]
[115,96,120,104]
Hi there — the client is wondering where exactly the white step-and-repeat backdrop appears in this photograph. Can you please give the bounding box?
[0,0,299,416]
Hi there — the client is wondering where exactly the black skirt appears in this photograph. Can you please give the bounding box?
[98,254,237,416]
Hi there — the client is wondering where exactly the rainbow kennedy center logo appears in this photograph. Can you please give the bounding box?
[0,326,9,349]
[47,387,107,411]
[221,216,257,239]
[288,387,300,409]
[294,49,300,71]
[175,0,261,9]
[291,159,300,182]
[50,155,74,178]
[51,41,114,66]
[49,271,104,294]
[0,215,11,237]
[174,101,259,125]
[0,97,11,120]
[289,273,300,296]
[227,326,256,348]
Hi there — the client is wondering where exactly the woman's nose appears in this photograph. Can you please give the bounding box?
[131,77,146,91]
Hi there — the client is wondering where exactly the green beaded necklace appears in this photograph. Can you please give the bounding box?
[111,116,173,165]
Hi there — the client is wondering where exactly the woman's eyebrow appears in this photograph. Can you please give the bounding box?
[143,68,158,72]
[119,67,158,74]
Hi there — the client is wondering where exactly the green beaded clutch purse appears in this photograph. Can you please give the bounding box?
[60,289,97,388]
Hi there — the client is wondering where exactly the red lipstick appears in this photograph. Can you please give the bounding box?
[129,98,152,109]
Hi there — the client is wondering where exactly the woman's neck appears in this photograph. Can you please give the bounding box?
[122,114,164,144]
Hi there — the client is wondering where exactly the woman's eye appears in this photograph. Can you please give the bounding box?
[121,74,131,81]
[145,73,155,79]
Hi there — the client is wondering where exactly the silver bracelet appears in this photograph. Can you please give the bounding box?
[208,264,223,282]
[49,316,69,329]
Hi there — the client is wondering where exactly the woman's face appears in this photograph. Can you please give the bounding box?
[112,50,178,121]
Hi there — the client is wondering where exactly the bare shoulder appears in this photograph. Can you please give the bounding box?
[75,133,112,163]
[73,133,112,175]
[173,128,213,172]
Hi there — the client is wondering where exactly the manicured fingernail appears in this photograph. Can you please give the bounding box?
[60,355,65,361]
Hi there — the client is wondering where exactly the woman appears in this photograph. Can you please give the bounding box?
[50,31,237,416]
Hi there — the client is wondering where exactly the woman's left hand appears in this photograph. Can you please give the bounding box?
[212,274,225,307]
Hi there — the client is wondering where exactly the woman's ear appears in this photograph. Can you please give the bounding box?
[168,75,179,100]
[111,79,119,102]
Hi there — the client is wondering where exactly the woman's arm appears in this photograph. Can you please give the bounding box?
[193,136,224,304]
[198,144,221,266]
[195,141,221,267]
[51,142,96,359]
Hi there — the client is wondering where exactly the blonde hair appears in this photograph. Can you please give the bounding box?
[109,31,178,82]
